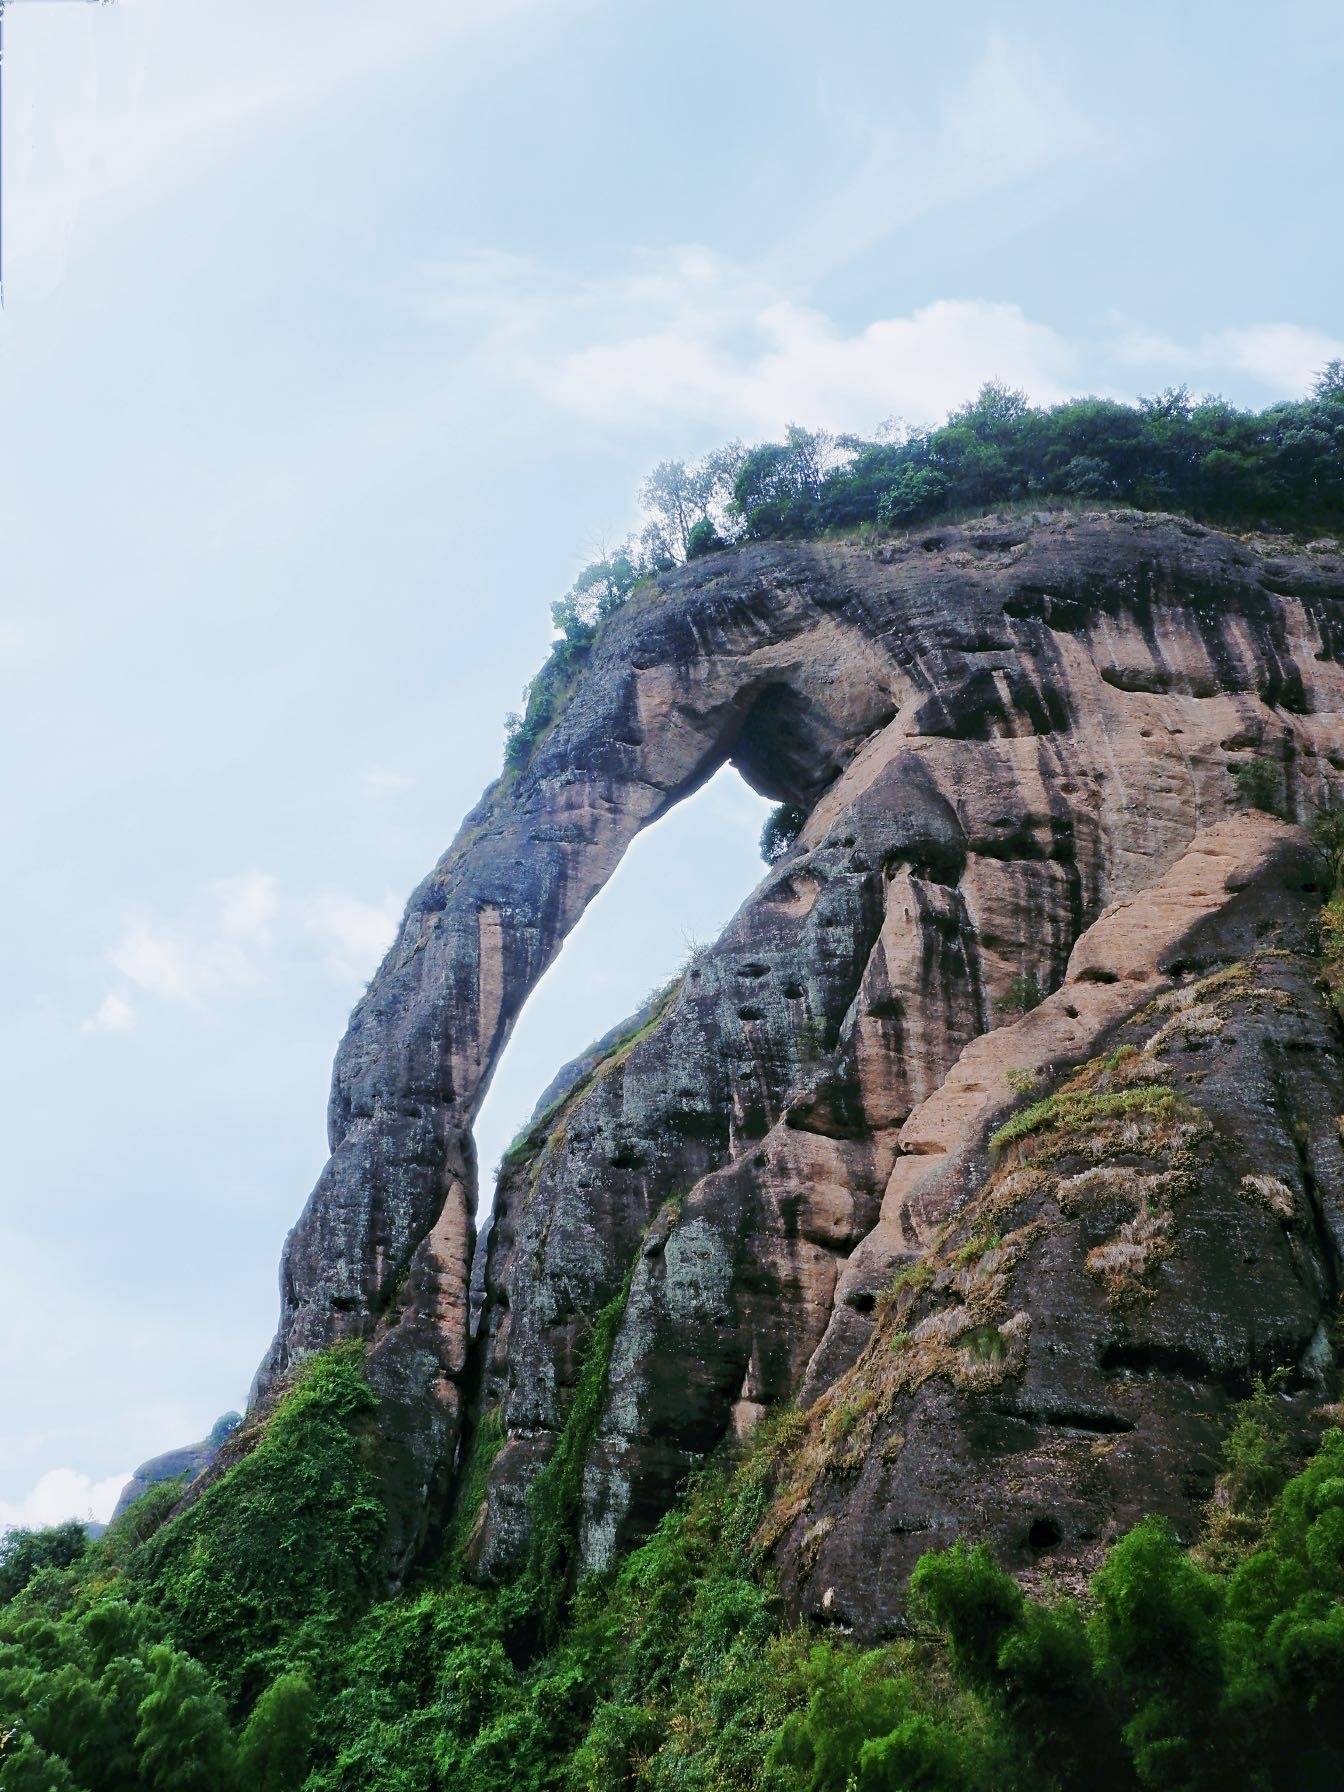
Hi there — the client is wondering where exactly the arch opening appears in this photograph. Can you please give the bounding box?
[471,764,774,1217]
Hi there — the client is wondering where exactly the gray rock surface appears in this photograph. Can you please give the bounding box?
[110,1412,241,1522]
[249,512,1344,1601]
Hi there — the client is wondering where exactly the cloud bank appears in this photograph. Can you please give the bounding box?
[0,1467,128,1534]
[410,246,1344,444]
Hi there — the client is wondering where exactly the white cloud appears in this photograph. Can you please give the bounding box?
[0,1466,128,1533]
[215,870,281,945]
[412,248,1082,436]
[539,293,1080,434]
[361,768,416,797]
[1113,319,1344,398]
[110,923,201,1005]
[1212,325,1344,395]
[81,992,136,1036]
[302,892,402,982]
[0,1227,243,1541]
[412,237,1340,444]
[108,871,279,1007]
[393,33,1128,441]
[87,872,398,1032]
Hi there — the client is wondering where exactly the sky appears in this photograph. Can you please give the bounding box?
[1,0,1340,1530]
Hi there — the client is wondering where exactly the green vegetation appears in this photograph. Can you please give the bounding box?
[728,371,1344,540]
[131,1347,385,1704]
[515,1263,638,1649]
[503,550,645,773]
[1000,970,1047,1016]
[6,1336,1344,1790]
[1312,811,1344,1019]
[502,371,1344,775]
[498,974,687,1180]
[3,867,1342,1791]
[876,1259,935,1315]
[952,1232,1002,1269]
[1198,1376,1296,1573]
[990,1082,1187,1153]
[1231,756,1285,817]
[0,1521,87,1603]
[761,802,808,865]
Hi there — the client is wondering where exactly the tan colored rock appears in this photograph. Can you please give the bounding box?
[249,513,1344,1581]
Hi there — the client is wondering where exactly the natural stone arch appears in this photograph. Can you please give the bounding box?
[251,519,1344,1575]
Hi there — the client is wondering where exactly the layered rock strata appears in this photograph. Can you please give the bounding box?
[252,512,1344,1596]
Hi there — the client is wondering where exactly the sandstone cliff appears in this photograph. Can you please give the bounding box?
[254,510,1344,1623]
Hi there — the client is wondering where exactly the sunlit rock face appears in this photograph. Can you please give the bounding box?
[252,512,1344,1600]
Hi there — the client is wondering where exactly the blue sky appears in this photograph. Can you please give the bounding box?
[1,0,1340,1528]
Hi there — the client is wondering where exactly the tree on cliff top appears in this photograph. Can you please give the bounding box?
[504,372,1344,775]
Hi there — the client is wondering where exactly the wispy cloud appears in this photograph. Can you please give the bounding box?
[410,248,1080,434]
[361,767,416,797]
[387,31,1326,445]
[1115,320,1344,395]
[81,992,136,1036]
[84,871,400,1035]
[4,0,558,300]
[539,292,1080,433]
[301,892,402,983]
[410,241,1338,442]
[107,871,279,1009]
[0,1224,241,1534]
[767,35,1119,286]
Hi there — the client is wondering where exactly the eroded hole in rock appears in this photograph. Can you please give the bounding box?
[1100,1339,1241,1388]
[472,767,776,1213]
[1027,1516,1063,1552]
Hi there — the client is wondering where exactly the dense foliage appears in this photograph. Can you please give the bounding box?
[727,370,1344,541]
[130,1346,385,1706]
[503,369,1344,775]
[0,1523,87,1605]
[760,803,807,865]
[6,1333,1344,1791]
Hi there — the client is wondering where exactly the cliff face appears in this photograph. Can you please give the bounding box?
[255,511,1344,1618]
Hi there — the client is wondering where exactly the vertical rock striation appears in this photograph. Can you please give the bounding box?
[252,513,1344,1591]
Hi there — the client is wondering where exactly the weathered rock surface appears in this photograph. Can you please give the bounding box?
[253,511,1344,1604]
[773,817,1344,1631]
[110,1412,242,1522]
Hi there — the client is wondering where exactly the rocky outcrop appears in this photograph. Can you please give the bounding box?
[772,817,1344,1630]
[253,511,1344,1600]
[111,1412,241,1522]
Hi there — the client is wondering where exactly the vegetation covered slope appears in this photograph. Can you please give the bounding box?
[5,1350,1344,1792]
[8,812,1344,1789]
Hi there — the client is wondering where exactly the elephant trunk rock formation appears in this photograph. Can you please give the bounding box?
[254,511,1344,1620]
